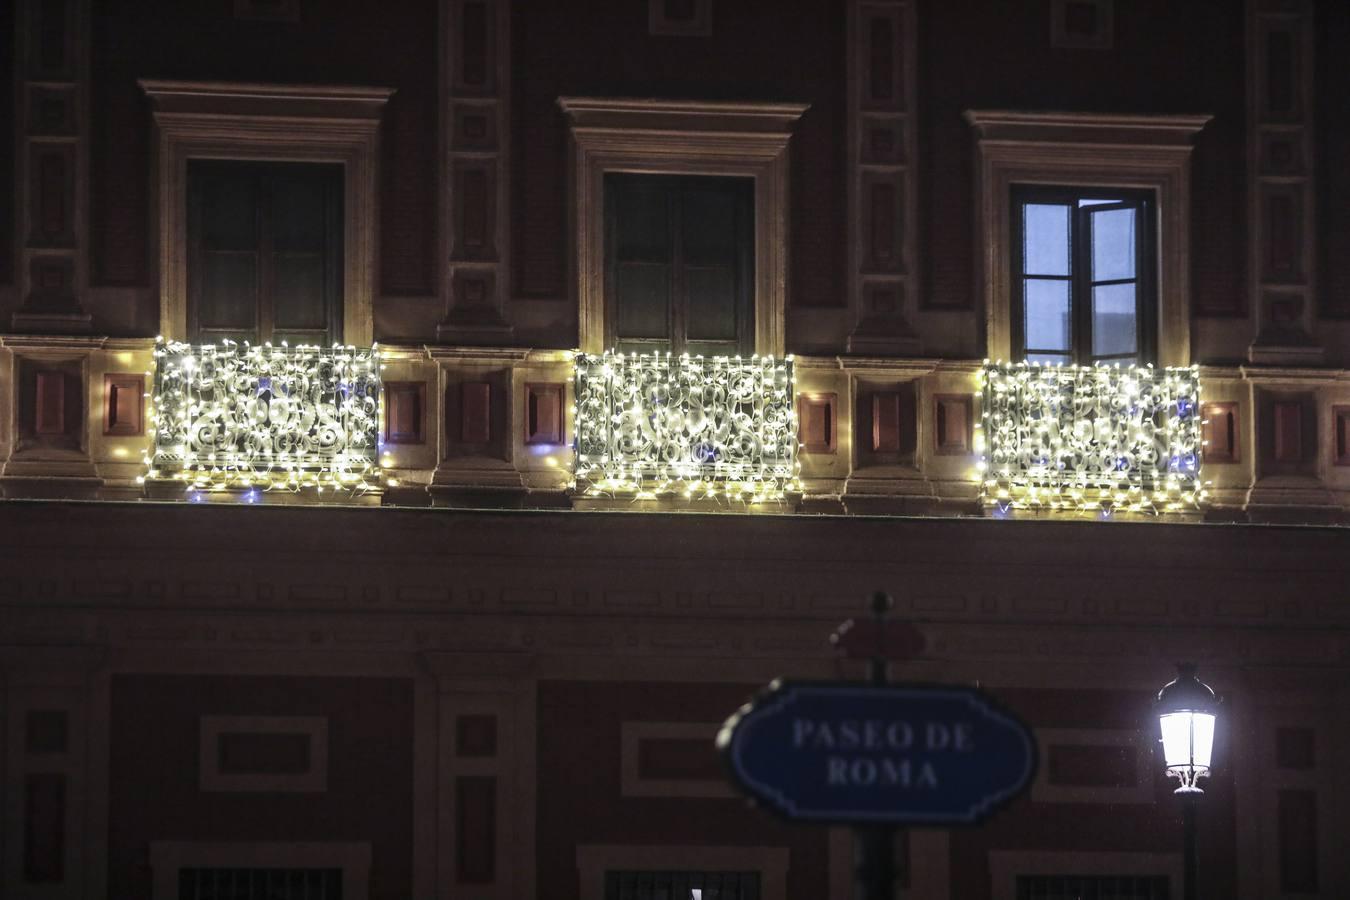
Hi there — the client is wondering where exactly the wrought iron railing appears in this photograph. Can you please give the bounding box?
[147,340,382,492]
[979,361,1204,512]
[573,351,799,501]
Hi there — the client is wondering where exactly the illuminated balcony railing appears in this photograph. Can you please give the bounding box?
[147,340,382,493]
[573,351,799,501]
[979,361,1204,513]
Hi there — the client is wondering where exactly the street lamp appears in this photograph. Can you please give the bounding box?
[1155,663,1218,900]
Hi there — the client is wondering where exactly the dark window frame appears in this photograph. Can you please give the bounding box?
[187,159,344,346]
[603,172,755,357]
[1010,184,1157,366]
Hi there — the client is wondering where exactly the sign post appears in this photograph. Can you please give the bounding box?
[717,592,1038,899]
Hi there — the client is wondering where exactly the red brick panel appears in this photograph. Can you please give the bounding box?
[107,675,414,900]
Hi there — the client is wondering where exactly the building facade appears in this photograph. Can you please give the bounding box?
[1,0,1348,898]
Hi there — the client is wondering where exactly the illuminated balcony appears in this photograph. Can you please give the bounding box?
[979,362,1204,513]
[573,352,799,502]
[147,340,383,493]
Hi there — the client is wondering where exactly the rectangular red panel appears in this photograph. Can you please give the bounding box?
[862,173,903,273]
[872,392,902,453]
[217,732,312,775]
[384,382,426,445]
[461,169,488,249]
[453,163,496,260]
[29,144,75,248]
[457,1,493,91]
[798,393,836,454]
[103,374,144,436]
[29,0,74,78]
[1334,406,1350,466]
[862,12,901,109]
[456,776,496,884]
[1273,401,1302,463]
[456,715,498,758]
[1276,727,1316,770]
[1278,789,1318,892]
[25,710,69,754]
[1047,744,1137,788]
[35,371,67,435]
[1265,27,1296,117]
[461,382,492,444]
[1266,192,1298,276]
[525,383,564,445]
[1201,402,1239,464]
[24,773,65,883]
[638,738,723,781]
[233,0,301,21]
[934,395,972,455]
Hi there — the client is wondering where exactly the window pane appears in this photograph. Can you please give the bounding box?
[1023,203,1070,276]
[686,265,737,342]
[1024,278,1070,351]
[1092,282,1138,357]
[1091,207,1136,281]
[270,173,330,251]
[681,187,737,265]
[1027,352,1070,365]
[616,262,669,340]
[614,182,670,262]
[201,178,256,250]
[273,253,326,331]
[200,253,257,330]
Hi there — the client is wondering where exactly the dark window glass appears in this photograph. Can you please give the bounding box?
[188,160,343,346]
[1012,187,1155,366]
[605,173,753,356]
[604,871,761,900]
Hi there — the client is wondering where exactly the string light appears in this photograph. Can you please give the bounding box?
[978,360,1205,514]
[145,339,382,495]
[573,350,801,502]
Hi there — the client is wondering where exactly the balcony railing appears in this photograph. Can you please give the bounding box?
[979,361,1204,513]
[147,340,382,492]
[573,351,799,501]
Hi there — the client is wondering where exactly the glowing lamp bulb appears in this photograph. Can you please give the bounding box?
[1155,664,1218,794]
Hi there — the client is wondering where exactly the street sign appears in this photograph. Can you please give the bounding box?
[718,680,1037,826]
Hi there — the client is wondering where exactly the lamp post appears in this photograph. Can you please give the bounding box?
[1155,663,1218,900]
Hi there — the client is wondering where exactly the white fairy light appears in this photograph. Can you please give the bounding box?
[573,351,800,502]
[146,339,382,495]
[978,360,1204,513]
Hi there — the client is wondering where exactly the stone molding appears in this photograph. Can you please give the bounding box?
[140,79,393,347]
[559,96,808,357]
[965,109,1211,368]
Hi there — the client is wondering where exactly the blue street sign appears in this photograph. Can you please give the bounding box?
[718,681,1038,825]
